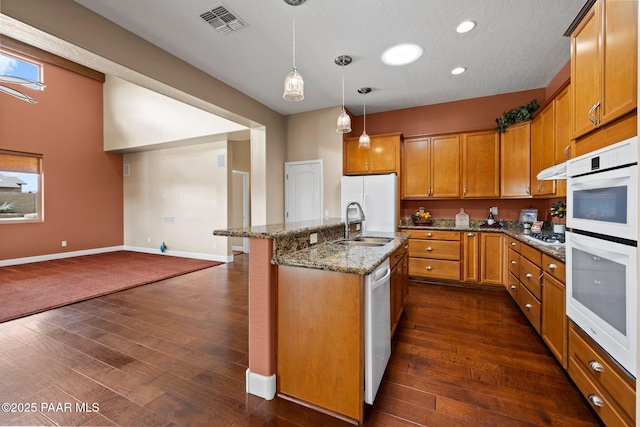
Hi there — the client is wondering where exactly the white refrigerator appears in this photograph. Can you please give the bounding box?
[340,173,397,233]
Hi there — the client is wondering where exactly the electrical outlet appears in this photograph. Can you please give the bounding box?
[61,241,67,247]
[310,233,318,244]
[147,237,151,243]
[356,223,361,231]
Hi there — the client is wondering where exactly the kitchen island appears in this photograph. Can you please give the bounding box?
[213,219,410,424]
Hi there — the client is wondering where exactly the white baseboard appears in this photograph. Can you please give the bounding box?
[1,246,233,267]
[246,369,276,400]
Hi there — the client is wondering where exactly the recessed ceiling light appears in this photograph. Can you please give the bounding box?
[451,67,466,75]
[381,44,423,66]
[456,20,476,33]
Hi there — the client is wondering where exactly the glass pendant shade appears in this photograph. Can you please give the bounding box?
[337,109,352,133]
[283,67,304,101]
[359,131,370,148]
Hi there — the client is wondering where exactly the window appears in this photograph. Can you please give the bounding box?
[0,51,44,103]
[0,151,43,222]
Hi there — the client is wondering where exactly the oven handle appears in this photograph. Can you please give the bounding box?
[569,175,629,189]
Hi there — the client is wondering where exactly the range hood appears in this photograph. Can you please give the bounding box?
[536,162,567,180]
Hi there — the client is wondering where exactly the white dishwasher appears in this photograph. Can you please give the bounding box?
[364,258,391,404]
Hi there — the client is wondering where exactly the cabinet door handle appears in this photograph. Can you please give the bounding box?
[526,186,530,195]
[593,102,601,125]
[587,104,596,124]
[525,303,533,309]
[588,360,604,372]
[426,266,432,270]
[510,285,517,289]
[463,187,467,196]
[588,394,604,407]
[563,145,571,160]
[547,263,557,269]
[525,273,533,278]
[426,247,433,251]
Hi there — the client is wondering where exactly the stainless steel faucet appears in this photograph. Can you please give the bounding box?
[345,201,365,239]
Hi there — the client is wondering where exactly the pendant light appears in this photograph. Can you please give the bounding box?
[282,0,305,101]
[335,55,352,133]
[358,87,371,148]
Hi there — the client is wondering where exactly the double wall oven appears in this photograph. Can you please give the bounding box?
[566,136,638,378]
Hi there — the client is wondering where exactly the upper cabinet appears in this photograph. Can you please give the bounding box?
[530,104,556,196]
[461,130,500,198]
[571,0,637,139]
[402,134,460,199]
[343,132,402,175]
[500,121,531,197]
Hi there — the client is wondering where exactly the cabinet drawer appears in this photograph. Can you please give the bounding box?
[542,254,565,283]
[519,256,541,300]
[390,244,408,269]
[520,243,541,265]
[409,240,460,260]
[506,272,518,301]
[409,258,460,281]
[507,248,519,276]
[517,283,541,333]
[507,237,521,252]
[409,230,460,241]
[569,323,636,423]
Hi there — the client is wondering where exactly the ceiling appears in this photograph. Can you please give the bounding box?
[73,0,587,117]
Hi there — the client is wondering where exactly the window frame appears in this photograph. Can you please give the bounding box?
[0,150,44,224]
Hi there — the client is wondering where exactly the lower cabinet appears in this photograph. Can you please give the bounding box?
[390,243,409,336]
[541,254,567,368]
[408,230,461,281]
[462,231,503,286]
[568,322,636,427]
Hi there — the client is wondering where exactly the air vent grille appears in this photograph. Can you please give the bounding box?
[200,3,247,35]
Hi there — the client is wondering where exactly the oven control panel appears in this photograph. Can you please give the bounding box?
[569,136,637,176]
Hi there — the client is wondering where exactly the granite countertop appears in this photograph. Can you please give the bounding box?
[274,232,410,275]
[213,218,345,239]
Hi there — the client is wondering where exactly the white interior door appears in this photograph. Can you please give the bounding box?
[285,160,323,223]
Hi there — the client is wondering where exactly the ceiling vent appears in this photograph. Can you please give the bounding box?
[200,3,248,35]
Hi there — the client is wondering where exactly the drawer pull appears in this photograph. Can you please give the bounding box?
[467,233,474,237]
[426,233,433,237]
[511,242,516,246]
[425,266,433,270]
[525,273,533,278]
[548,263,557,269]
[588,394,604,407]
[588,360,604,373]
[511,260,517,264]
[510,285,517,290]
[525,303,533,309]
[426,247,433,251]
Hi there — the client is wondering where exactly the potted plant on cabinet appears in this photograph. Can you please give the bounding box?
[550,201,566,234]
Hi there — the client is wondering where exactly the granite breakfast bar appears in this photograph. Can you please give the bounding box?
[213,218,410,409]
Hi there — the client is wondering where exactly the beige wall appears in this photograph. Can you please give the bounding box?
[123,141,230,259]
[286,106,344,218]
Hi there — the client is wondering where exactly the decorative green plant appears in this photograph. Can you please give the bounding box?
[550,201,566,219]
[0,202,15,213]
[495,99,540,133]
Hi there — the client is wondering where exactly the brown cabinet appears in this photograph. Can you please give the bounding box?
[500,121,531,197]
[504,237,542,334]
[463,231,503,287]
[461,130,500,198]
[570,0,638,139]
[402,134,460,199]
[277,265,364,423]
[568,322,636,427]
[554,84,572,165]
[390,243,409,337]
[541,254,567,368]
[344,132,401,175]
[408,230,460,281]
[530,103,556,196]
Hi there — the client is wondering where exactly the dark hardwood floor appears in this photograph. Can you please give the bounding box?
[0,254,602,426]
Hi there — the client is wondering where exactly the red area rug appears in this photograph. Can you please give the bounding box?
[0,251,222,323]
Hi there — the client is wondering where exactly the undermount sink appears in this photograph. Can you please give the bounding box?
[350,237,394,244]
[335,240,387,247]
[334,237,393,247]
